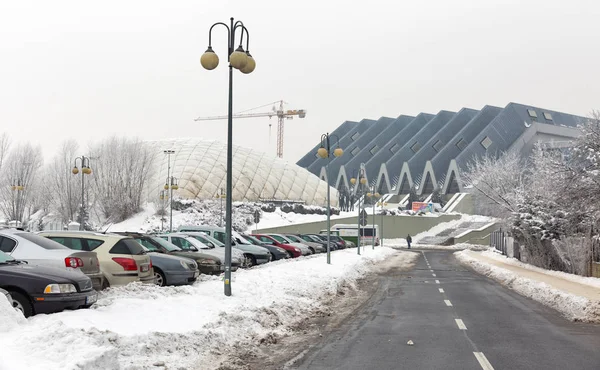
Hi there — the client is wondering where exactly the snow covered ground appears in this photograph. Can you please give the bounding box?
[455,250,600,323]
[384,214,495,248]
[0,247,416,370]
[105,202,359,234]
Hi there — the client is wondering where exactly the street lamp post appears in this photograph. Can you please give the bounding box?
[159,190,168,231]
[200,17,256,297]
[164,176,178,232]
[351,164,367,254]
[72,156,92,231]
[317,133,343,265]
[163,150,175,232]
[367,187,380,250]
[216,188,225,227]
[10,180,24,227]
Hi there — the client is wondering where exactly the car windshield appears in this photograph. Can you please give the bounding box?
[269,235,288,243]
[150,236,181,252]
[135,238,160,252]
[202,234,225,247]
[233,232,252,245]
[243,235,262,245]
[0,250,16,263]
[189,235,214,249]
[16,232,68,250]
[286,235,301,243]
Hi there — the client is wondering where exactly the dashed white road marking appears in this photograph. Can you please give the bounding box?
[439,288,444,293]
[435,280,440,284]
[444,300,453,306]
[432,273,437,277]
[473,352,494,370]
[430,269,434,272]
[455,319,467,330]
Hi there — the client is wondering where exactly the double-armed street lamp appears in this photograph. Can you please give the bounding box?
[351,164,367,254]
[72,156,92,231]
[367,186,381,249]
[199,17,256,297]
[317,133,343,264]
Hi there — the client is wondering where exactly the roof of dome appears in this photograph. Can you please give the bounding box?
[146,138,337,206]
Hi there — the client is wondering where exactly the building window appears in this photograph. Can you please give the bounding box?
[432,140,444,152]
[350,132,360,141]
[389,143,400,154]
[369,145,379,155]
[527,109,538,119]
[456,138,467,151]
[480,136,493,150]
[350,147,360,156]
[410,142,421,154]
[543,112,553,121]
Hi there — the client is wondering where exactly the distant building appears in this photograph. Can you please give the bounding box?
[297,102,585,199]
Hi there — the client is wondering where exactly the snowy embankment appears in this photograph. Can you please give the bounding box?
[385,214,495,248]
[455,250,600,323]
[0,247,416,370]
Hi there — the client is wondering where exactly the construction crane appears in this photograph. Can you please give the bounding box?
[194,100,306,158]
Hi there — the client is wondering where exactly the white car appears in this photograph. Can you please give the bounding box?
[1,229,104,290]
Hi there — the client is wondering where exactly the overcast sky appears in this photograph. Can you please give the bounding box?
[1,0,599,163]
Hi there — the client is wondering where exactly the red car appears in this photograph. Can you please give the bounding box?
[251,234,303,258]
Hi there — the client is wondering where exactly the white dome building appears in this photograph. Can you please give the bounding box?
[146,138,337,206]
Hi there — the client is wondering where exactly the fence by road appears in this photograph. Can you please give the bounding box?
[490,229,520,260]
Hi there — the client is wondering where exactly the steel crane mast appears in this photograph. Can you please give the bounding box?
[195,100,306,158]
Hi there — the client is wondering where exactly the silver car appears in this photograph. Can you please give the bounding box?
[3,229,104,290]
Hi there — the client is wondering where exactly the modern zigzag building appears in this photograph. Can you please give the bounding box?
[297,102,586,205]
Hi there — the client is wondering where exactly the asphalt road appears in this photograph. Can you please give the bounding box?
[291,250,600,370]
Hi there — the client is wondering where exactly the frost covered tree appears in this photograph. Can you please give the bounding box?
[89,136,157,223]
[41,139,81,224]
[462,149,529,218]
[0,143,43,224]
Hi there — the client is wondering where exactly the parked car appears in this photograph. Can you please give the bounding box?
[115,232,225,276]
[0,250,98,318]
[241,234,289,261]
[264,234,312,255]
[175,232,246,265]
[284,234,325,254]
[299,234,337,251]
[1,229,104,291]
[107,233,198,287]
[311,234,347,249]
[177,226,271,267]
[251,234,303,258]
[160,233,245,269]
[38,231,154,289]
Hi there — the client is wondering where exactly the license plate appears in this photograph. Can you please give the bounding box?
[86,293,98,305]
[141,265,149,272]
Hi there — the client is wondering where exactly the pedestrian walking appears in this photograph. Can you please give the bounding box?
[406,234,412,249]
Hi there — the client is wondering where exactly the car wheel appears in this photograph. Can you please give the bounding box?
[9,291,33,318]
[270,252,277,261]
[287,251,294,258]
[308,247,315,254]
[246,255,256,267]
[101,278,110,290]
[154,268,166,287]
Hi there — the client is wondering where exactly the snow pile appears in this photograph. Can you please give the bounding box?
[0,247,415,370]
[0,295,25,333]
[385,214,495,247]
[455,250,600,323]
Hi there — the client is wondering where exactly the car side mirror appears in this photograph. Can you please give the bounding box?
[207,242,214,248]
[190,246,198,252]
